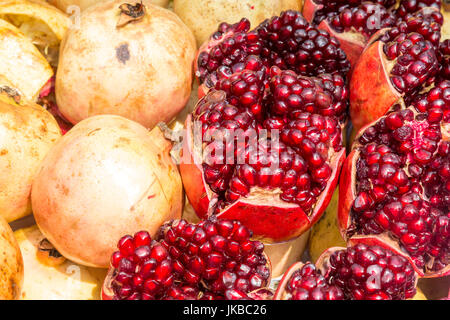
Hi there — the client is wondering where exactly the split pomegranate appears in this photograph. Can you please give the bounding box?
[339,87,450,277]
[102,218,271,300]
[274,243,418,300]
[349,7,444,131]
[181,11,349,243]
[303,0,397,67]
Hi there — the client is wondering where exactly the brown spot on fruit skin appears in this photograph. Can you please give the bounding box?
[115,43,130,64]
[0,149,8,156]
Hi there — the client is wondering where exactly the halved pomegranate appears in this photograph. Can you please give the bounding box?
[182,11,349,243]
[101,218,271,300]
[349,8,443,131]
[339,86,450,277]
[274,243,418,300]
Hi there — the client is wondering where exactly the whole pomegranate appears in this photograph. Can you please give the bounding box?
[101,218,271,300]
[339,82,450,278]
[55,0,196,129]
[47,0,169,12]
[173,0,303,46]
[0,216,23,300]
[0,91,61,223]
[31,115,183,268]
[181,11,350,242]
[274,243,418,300]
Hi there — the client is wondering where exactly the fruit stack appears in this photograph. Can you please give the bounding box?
[0,0,447,301]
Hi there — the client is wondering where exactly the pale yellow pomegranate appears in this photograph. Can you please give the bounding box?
[55,0,196,129]
[173,0,303,46]
[0,91,61,223]
[0,216,23,300]
[31,115,183,268]
[47,0,169,12]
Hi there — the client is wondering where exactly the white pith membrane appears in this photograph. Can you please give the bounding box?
[346,101,450,277]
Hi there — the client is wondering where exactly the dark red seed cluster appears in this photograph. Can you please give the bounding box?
[351,105,449,273]
[282,244,417,300]
[197,11,351,91]
[310,0,397,26]
[396,0,442,19]
[383,32,438,94]
[328,2,396,38]
[327,244,417,300]
[107,219,270,300]
[285,262,344,300]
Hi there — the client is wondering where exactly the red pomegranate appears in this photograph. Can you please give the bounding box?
[349,6,444,131]
[101,218,271,300]
[181,11,350,243]
[274,243,418,300]
[339,82,450,278]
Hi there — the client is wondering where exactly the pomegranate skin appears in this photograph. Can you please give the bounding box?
[55,0,196,129]
[31,115,183,268]
[180,116,346,243]
[349,38,400,132]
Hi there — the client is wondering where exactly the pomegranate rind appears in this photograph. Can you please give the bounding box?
[302,0,321,22]
[349,39,400,131]
[181,112,346,242]
[338,149,358,239]
[273,261,305,300]
[100,265,114,300]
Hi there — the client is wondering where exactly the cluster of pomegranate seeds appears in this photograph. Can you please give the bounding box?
[350,103,449,273]
[158,219,270,298]
[106,219,270,300]
[380,9,443,48]
[309,0,397,26]
[280,244,417,300]
[255,11,350,77]
[192,11,352,221]
[396,0,442,19]
[284,263,344,300]
[194,65,346,214]
[383,32,439,94]
[438,40,450,80]
[197,11,351,92]
[328,2,396,38]
[327,244,417,300]
[109,231,175,300]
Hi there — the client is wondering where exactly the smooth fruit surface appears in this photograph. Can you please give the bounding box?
[0,216,23,300]
[56,0,196,129]
[31,116,183,268]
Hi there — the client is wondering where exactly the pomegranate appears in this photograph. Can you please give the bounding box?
[274,243,418,300]
[339,83,450,278]
[173,0,303,46]
[55,0,196,129]
[349,7,444,131]
[47,0,169,12]
[0,216,23,300]
[303,0,398,67]
[181,11,349,243]
[0,90,61,223]
[101,218,271,300]
[31,115,183,268]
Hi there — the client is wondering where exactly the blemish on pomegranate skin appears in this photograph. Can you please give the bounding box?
[116,43,130,64]
[147,194,155,199]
